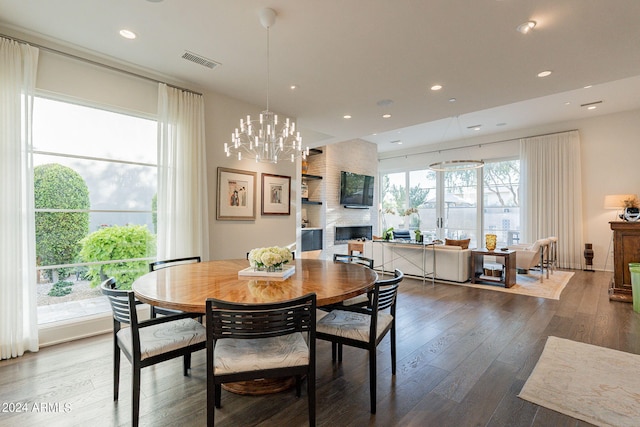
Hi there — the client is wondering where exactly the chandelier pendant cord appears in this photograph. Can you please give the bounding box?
[265,24,270,113]
[224,8,309,163]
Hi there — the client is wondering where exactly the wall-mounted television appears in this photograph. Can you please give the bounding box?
[339,171,374,208]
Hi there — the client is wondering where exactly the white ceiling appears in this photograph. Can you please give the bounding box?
[1,0,640,153]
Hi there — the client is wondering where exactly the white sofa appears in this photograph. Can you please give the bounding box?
[364,241,471,282]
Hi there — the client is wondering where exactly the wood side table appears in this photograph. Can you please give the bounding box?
[471,248,516,288]
[348,240,365,255]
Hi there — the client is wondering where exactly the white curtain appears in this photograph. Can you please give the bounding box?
[520,130,583,269]
[0,38,39,359]
[157,84,210,260]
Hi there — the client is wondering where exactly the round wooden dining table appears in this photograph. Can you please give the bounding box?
[132,258,378,395]
[132,258,378,312]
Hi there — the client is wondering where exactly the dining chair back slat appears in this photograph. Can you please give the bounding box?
[374,274,401,312]
[333,253,374,269]
[149,256,202,272]
[210,303,313,339]
[101,277,141,324]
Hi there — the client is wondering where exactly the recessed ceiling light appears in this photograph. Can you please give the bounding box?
[431,84,443,91]
[587,106,597,110]
[537,70,552,77]
[382,114,391,119]
[467,124,482,131]
[516,21,536,34]
[584,85,593,89]
[119,29,137,39]
[449,98,456,102]
[343,115,352,119]
[565,101,571,105]
[290,84,298,90]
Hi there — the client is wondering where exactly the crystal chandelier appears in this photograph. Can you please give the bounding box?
[224,8,308,163]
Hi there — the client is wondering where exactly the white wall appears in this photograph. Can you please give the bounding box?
[203,90,297,259]
[379,108,640,271]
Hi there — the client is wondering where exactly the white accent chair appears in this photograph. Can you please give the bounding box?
[545,236,558,274]
[508,238,551,281]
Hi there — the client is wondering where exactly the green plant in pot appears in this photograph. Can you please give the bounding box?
[414,229,423,243]
[382,227,394,241]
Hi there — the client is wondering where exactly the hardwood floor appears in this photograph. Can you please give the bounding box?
[1,270,638,426]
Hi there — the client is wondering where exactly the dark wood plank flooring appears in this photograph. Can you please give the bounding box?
[1,270,638,426]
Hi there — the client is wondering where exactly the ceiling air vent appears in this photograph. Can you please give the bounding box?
[181,51,221,69]
[580,100,603,108]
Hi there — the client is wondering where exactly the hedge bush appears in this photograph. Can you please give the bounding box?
[34,164,90,281]
[79,224,156,290]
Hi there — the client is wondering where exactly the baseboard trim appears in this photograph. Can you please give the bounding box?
[38,305,150,347]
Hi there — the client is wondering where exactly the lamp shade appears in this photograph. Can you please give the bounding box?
[603,194,638,209]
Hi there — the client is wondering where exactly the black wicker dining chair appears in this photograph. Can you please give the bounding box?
[316,269,404,414]
[332,253,375,307]
[148,256,201,318]
[205,293,317,426]
[100,277,206,427]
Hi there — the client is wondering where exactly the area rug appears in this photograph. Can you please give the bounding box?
[519,336,640,427]
[462,270,573,300]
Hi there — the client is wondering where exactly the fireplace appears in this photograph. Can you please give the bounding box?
[335,225,373,244]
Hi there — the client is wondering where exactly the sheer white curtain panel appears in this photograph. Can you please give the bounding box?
[520,130,584,269]
[0,38,39,359]
[157,84,210,260]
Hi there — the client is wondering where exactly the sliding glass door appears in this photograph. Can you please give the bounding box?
[380,159,519,249]
[443,169,478,246]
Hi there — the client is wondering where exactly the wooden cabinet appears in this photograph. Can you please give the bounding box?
[609,221,640,302]
[301,228,323,252]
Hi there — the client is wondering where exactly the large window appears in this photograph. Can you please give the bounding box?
[380,159,519,248]
[482,160,520,247]
[33,97,157,324]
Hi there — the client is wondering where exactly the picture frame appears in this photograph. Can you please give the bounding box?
[261,173,291,215]
[217,167,256,220]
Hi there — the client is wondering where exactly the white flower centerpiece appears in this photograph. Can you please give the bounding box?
[248,246,293,273]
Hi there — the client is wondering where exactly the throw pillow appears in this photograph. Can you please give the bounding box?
[445,238,470,249]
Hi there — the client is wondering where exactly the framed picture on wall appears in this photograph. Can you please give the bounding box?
[261,173,291,215]
[217,167,256,220]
